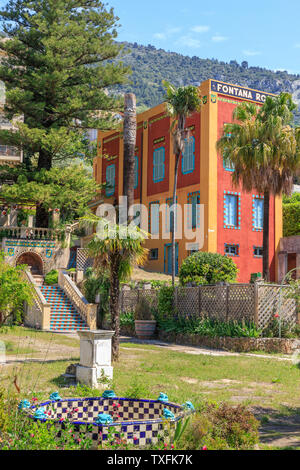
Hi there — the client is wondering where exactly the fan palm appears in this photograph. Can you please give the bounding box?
[217,93,300,281]
[86,217,148,360]
[162,81,202,285]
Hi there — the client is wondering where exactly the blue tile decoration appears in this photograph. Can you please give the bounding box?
[21,396,194,448]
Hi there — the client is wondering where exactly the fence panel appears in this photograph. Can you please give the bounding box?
[227,284,255,322]
[257,284,297,330]
[120,284,299,331]
[176,287,199,317]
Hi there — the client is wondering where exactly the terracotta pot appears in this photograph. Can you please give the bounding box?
[135,320,157,340]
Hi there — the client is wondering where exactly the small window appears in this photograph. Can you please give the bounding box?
[253,198,264,230]
[153,147,165,182]
[105,164,115,197]
[254,246,263,258]
[149,248,159,260]
[134,156,138,189]
[182,137,195,174]
[225,244,239,257]
[224,194,238,227]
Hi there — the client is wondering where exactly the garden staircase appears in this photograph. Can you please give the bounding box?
[40,285,90,332]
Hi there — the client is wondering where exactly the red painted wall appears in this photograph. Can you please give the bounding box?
[217,97,276,282]
[177,111,201,190]
[102,133,120,199]
[147,113,170,197]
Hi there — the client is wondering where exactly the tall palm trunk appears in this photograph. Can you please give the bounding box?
[110,253,120,362]
[263,191,270,281]
[123,93,137,221]
[171,115,186,286]
[171,152,180,287]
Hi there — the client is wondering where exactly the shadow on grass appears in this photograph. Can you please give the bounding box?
[252,404,300,449]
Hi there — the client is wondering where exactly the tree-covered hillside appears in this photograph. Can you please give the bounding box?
[115,42,300,121]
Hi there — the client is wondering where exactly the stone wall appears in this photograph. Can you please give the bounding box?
[158,330,300,355]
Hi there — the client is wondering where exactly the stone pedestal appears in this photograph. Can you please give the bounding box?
[76,330,114,389]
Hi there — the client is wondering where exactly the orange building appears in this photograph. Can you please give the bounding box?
[93,79,282,283]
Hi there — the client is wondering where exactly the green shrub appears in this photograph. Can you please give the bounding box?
[134,297,154,321]
[283,203,300,237]
[157,315,261,338]
[157,285,174,318]
[179,252,238,286]
[120,311,135,327]
[178,403,259,450]
[44,270,58,285]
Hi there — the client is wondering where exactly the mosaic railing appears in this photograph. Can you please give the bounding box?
[24,270,51,330]
[58,271,97,330]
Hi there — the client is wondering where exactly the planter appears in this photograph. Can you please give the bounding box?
[135,320,157,340]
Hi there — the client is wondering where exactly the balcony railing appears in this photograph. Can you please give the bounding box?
[0,145,22,159]
[0,226,66,242]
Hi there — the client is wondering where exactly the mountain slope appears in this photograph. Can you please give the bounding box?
[115,42,300,121]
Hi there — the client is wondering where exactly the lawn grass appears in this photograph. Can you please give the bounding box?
[0,326,80,349]
[0,330,300,412]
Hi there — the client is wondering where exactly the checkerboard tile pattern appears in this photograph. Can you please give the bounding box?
[25,397,188,447]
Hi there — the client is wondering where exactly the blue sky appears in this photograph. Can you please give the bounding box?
[0,0,299,74]
[108,0,300,74]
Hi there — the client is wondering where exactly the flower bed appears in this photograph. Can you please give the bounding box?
[21,396,193,447]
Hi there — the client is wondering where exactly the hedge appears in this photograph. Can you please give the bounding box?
[283,203,300,237]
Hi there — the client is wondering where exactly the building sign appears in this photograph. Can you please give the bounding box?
[211,80,275,104]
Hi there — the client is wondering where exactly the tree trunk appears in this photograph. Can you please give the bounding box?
[38,148,52,171]
[263,191,270,281]
[36,204,49,228]
[36,149,53,227]
[171,152,180,287]
[110,254,120,362]
[123,93,137,222]
[171,115,186,286]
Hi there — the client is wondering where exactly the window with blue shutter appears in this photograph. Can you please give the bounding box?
[224,194,238,227]
[153,147,165,182]
[105,164,115,197]
[182,137,195,174]
[134,156,138,189]
[187,192,201,229]
[149,202,160,235]
[253,198,264,230]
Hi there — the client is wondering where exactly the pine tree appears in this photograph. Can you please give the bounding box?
[0,0,130,226]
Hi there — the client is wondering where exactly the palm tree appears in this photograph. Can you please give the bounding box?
[162,81,202,286]
[87,218,148,361]
[217,93,300,281]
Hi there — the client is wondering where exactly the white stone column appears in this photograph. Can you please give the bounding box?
[76,330,114,389]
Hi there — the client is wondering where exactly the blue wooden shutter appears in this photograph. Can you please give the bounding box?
[106,164,115,196]
[153,148,165,182]
[254,199,264,229]
[151,203,160,234]
[225,195,237,226]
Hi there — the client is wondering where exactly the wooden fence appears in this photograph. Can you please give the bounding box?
[120,283,299,330]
